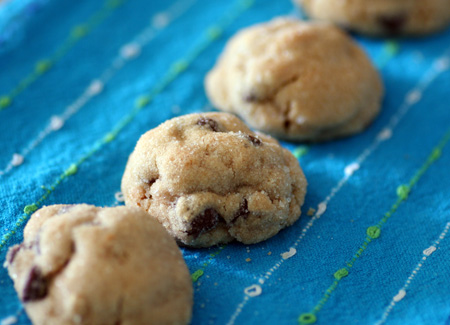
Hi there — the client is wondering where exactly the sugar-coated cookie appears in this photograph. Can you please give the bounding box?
[296,0,450,36]
[205,18,383,141]
[121,112,307,247]
[4,205,193,325]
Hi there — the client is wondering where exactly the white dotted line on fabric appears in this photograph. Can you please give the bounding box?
[225,49,450,325]
[0,0,197,178]
[114,191,125,202]
[344,162,360,177]
[377,128,393,141]
[281,247,297,260]
[0,306,24,325]
[375,221,450,325]
[244,284,262,297]
[111,191,125,206]
[0,315,17,325]
[10,154,24,167]
[436,56,450,71]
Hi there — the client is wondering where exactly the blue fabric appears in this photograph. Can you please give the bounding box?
[1,0,450,324]
[0,0,49,51]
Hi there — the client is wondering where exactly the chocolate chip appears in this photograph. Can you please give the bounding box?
[7,244,22,264]
[197,118,220,132]
[22,266,48,302]
[244,93,258,102]
[186,208,220,238]
[144,178,156,186]
[232,199,250,223]
[377,13,407,34]
[247,134,262,146]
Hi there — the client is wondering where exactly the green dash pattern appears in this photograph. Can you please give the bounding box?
[191,246,225,283]
[298,128,450,324]
[0,0,127,111]
[293,146,309,159]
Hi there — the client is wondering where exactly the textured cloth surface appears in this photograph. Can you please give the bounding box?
[1,0,450,324]
[0,0,49,49]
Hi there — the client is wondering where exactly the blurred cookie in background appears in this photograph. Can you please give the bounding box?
[295,0,450,36]
[205,18,383,141]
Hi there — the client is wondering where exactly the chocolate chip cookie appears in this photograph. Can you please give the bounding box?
[121,112,307,247]
[205,18,383,142]
[296,0,450,36]
[4,205,193,325]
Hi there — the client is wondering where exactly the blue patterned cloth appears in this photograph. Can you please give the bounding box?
[1,0,450,324]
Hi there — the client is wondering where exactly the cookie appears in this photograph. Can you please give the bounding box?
[296,0,450,36]
[121,112,307,247]
[205,18,383,142]
[4,205,193,325]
